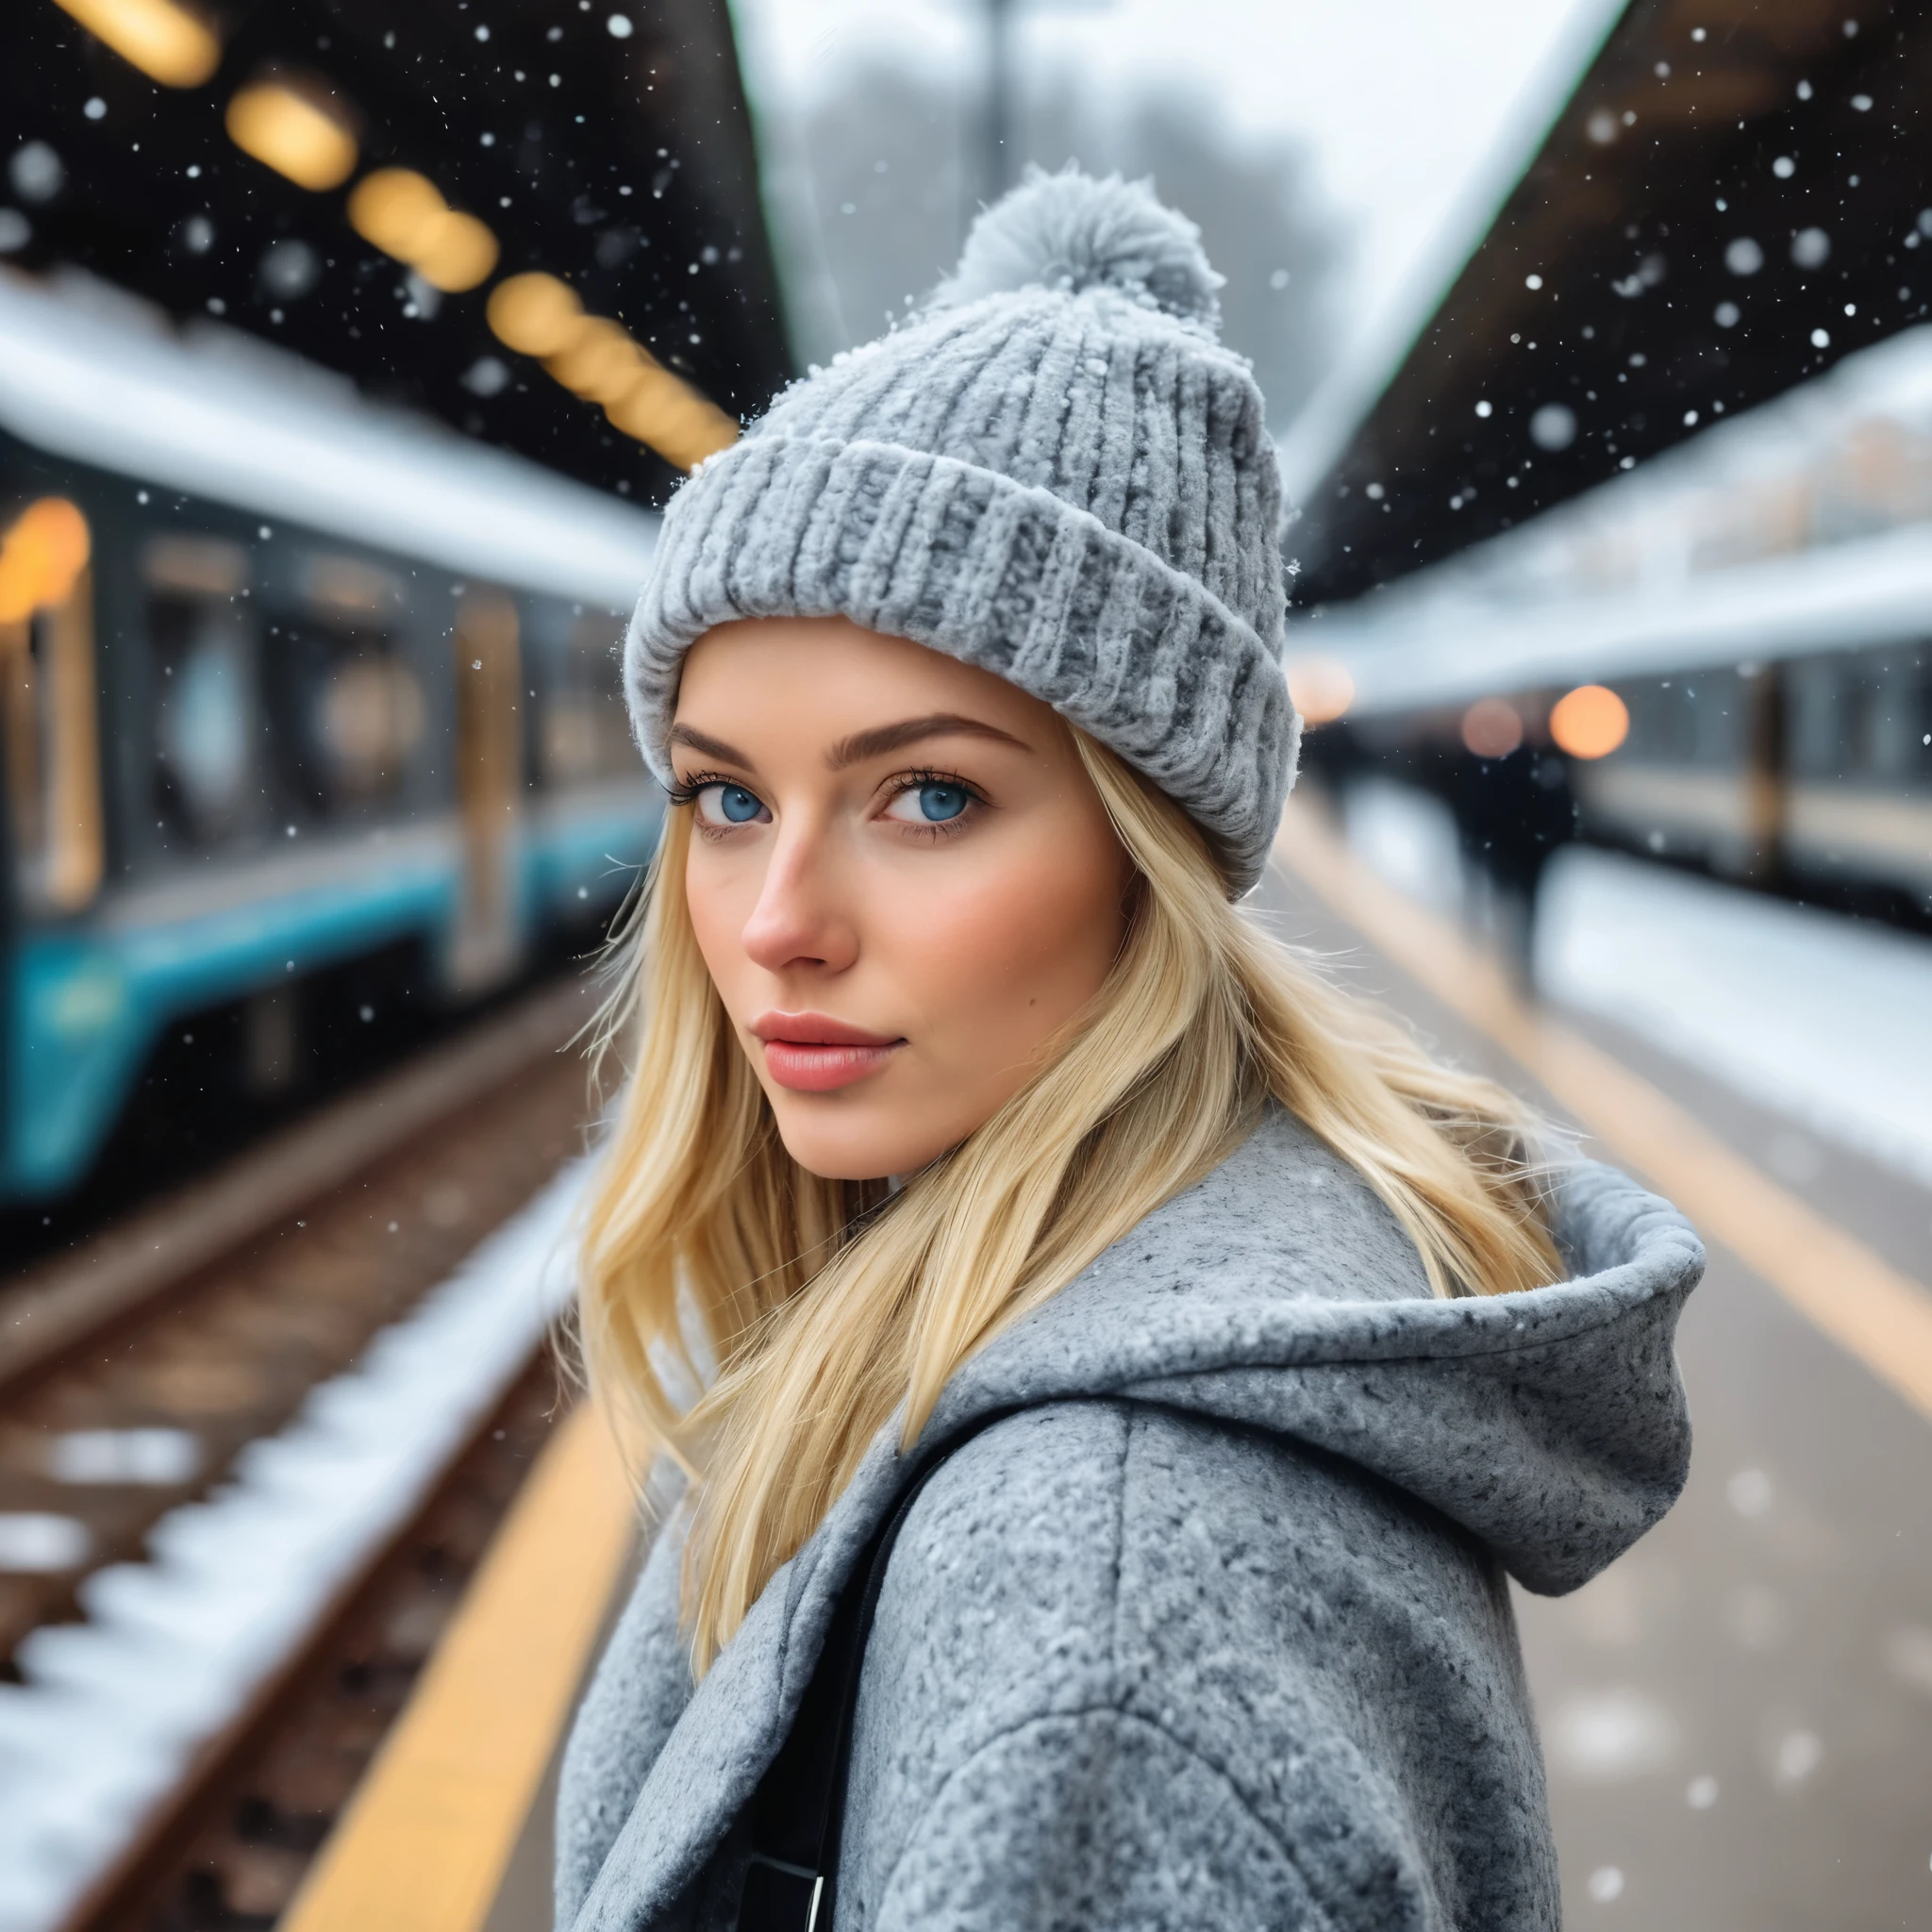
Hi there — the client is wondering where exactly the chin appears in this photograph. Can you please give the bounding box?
[768,1100,944,1185]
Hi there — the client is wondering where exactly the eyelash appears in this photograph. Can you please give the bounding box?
[665,768,988,838]
[663,768,737,810]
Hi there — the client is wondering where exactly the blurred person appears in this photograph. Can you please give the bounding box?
[1446,743,1578,992]
[560,172,1701,1931]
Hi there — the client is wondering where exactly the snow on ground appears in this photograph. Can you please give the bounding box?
[1341,776,1466,920]
[1340,777,1932,1191]
[0,1158,590,1932]
[1536,845,1932,1191]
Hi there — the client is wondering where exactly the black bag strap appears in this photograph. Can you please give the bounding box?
[735,1407,1022,1932]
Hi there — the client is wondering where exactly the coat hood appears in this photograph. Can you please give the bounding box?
[563,1107,1702,1932]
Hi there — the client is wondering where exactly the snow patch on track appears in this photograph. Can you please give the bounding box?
[0,1158,589,1932]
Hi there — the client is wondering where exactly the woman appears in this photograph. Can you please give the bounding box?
[558,171,1702,1931]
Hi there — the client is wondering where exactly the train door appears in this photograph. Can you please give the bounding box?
[450,589,524,992]
[1,496,103,917]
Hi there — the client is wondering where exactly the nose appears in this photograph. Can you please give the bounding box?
[739,817,858,977]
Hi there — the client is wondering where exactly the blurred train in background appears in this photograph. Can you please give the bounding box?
[1305,321,1932,934]
[1286,0,1932,946]
[0,0,791,1220]
[0,271,660,1207]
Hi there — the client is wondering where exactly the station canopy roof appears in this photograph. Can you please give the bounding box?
[1289,0,1932,610]
[0,0,792,504]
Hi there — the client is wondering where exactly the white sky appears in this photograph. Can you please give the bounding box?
[729,0,1623,336]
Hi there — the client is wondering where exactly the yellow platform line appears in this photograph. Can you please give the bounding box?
[282,1399,637,1932]
[1274,797,1932,1426]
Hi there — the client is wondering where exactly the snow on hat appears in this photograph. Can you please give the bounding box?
[623,166,1299,895]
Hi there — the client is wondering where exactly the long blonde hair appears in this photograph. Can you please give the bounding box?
[579,733,1559,1674]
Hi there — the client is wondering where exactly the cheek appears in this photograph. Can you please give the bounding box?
[894,827,1124,1037]
[684,849,756,999]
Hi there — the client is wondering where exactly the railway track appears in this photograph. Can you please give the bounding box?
[0,974,614,1932]
[69,1352,574,1932]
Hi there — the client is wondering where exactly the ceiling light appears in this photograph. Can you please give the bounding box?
[225,80,358,191]
[347,167,445,258]
[605,362,740,472]
[1549,685,1629,760]
[412,211,499,292]
[1284,656,1355,726]
[487,273,585,356]
[546,318,644,403]
[52,0,220,89]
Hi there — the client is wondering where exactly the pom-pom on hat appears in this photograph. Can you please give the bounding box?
[625,166,1299,895]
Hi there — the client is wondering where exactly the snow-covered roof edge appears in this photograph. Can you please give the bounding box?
[1308,322,1932,712]
[0,269,658,610]
[1273,0,1630,511]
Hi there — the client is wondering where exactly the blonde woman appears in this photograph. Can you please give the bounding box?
[558,172,1702,1932]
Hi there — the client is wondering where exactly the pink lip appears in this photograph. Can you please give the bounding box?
[750,1011,905,1093]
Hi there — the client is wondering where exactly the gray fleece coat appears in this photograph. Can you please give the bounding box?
[556,1108,1702,1931]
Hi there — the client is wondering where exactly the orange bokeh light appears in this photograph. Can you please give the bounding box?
[0,499,92,625]
[1285,656,1355,725]
[412,210,499,292]
[546,318,646,403]
[604,364,741,471]
[225,79,358,191]
[1549,684,1630,759]
[347,167,446,258]
[487,273,586,358]
[53,0,220,88]
[1460,695,1524,759]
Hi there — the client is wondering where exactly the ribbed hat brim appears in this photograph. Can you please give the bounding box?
[626,432,1296,894]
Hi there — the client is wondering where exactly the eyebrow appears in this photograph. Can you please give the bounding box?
[827,713,1030,769]
[666,723,752,764]
[667,712,1031,772]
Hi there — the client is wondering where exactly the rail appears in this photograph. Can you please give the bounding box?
[1,975,598,1395]
[0,974,608,1932]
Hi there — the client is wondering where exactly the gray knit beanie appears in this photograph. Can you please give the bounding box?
[624,167,1298,895]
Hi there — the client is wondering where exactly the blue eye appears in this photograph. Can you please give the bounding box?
[694,781,767,826]
[916,781,970,822]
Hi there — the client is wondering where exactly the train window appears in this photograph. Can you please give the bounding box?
[144,536,259,849]
[537,611,633,788]
[154,605,257,841]
[271,628,426,816]
[1790,654,1932,785]
[267,555,425,820]
[1787,660,1840,780]
[1844,659,1922,782]
[1618,675,1740,767]
[0,496,104,914]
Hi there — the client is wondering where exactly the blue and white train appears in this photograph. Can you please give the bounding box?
[0,271,663,1202]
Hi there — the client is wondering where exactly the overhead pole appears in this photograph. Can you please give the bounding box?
[981,0,1018,215]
